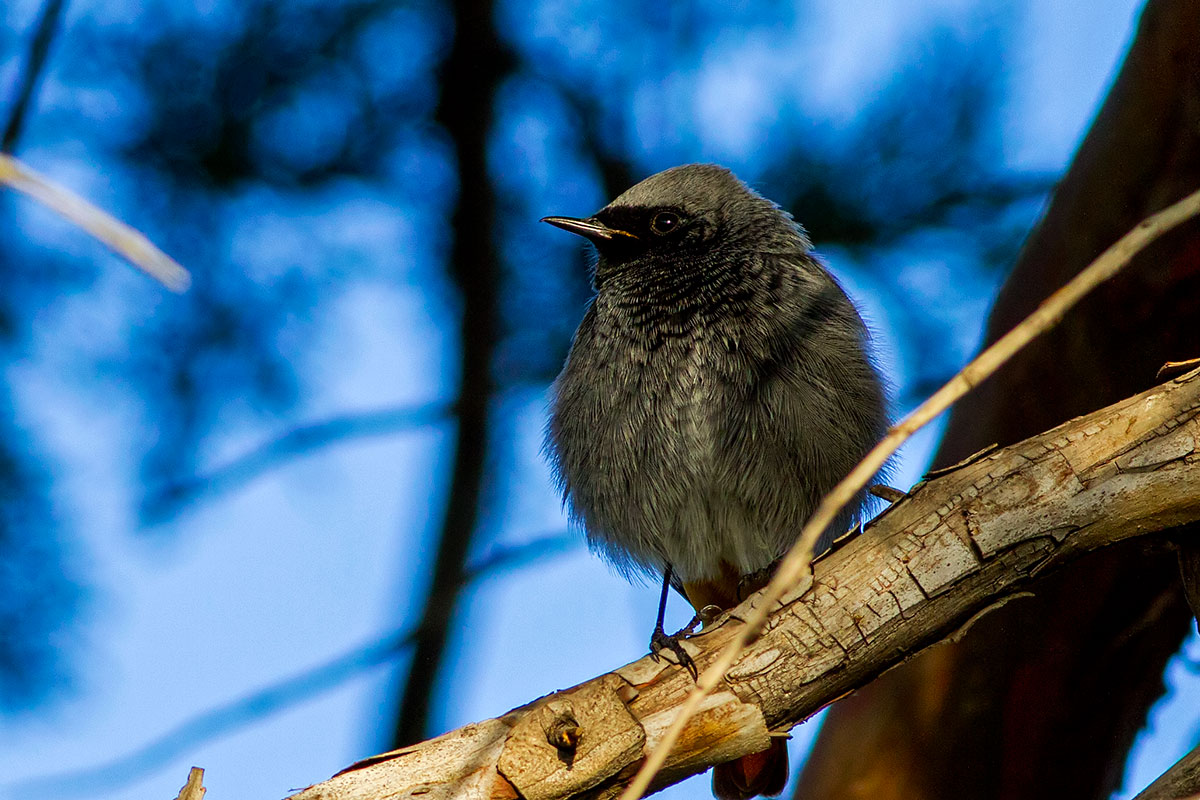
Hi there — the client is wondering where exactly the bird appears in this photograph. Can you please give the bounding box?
[542,163,888,799]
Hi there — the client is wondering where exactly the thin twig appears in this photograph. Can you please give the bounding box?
[2,0,67,153]
[618,187,1200,800]
[0,153,190,291]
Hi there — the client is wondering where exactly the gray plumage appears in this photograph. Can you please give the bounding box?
[545,164,887,585]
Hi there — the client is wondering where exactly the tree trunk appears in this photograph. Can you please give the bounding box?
[796,1,1200,797]
[388,0,512,748]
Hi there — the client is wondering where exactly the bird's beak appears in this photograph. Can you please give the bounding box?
[541,216,639,242]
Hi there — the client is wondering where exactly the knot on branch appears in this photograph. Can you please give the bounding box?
[545,710,581,759]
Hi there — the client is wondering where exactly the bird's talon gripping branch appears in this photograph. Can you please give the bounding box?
[650,624,699,679]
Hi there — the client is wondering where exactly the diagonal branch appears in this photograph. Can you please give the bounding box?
[2,0,66,154]
[0,154,190,290]
[285,366,1200,800]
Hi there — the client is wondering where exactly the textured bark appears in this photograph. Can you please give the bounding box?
[172,767,206,800]
[796,1,1200,797]
[286,369,1200,800]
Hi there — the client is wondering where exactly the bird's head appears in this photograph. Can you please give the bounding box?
[542,164,810,288]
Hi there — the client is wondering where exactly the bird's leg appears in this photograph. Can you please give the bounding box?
[649,565,699,679]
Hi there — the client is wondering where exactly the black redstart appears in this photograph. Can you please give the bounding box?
[543,164,888,799]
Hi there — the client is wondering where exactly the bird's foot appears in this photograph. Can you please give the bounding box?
[650,616,701,679]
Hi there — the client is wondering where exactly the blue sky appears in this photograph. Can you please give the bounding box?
[0,1,1195,799]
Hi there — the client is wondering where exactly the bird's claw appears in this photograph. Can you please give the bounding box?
[650,617,701,679]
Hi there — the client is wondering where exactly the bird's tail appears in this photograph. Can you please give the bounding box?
[712,738,788,800]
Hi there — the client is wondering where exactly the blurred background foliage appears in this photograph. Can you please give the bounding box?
[0,0,1126,795]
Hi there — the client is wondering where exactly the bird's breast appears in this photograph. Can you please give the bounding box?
[560,311,744,492]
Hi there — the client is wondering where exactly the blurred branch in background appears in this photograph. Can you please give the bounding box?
[797,1,1200,797]
[5,532,574,798]
[104,0,432,508]
[0,421,76,711]
[0,0,75,717]
[386,0,514,749]
[1,0,65,153]
[141,401,452,523]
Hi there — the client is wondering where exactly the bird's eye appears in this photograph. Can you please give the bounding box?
[650,211,681,236]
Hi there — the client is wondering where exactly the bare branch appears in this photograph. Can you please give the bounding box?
[285,366,1200,800]
[0,153,190,291]
[387,0,514,750]
[1,0,66,153]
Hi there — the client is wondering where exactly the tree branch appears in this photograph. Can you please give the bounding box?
[0,154,190,291]
[2,0,66,154]
[285,367,1200,800]
[171,767,205,800]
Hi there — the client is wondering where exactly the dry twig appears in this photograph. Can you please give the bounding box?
[0,153,190,291]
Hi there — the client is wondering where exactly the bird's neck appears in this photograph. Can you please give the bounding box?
[598,255,752,313]
[592,252,805,340]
